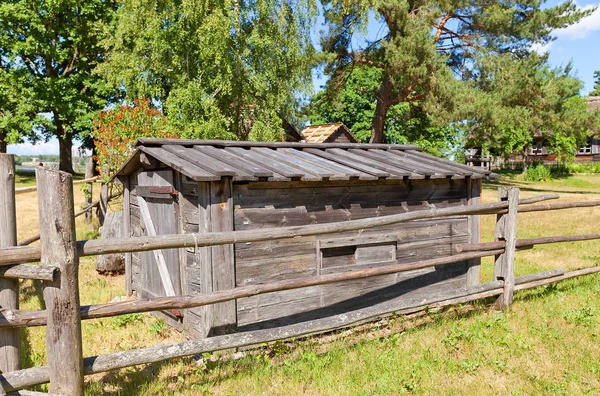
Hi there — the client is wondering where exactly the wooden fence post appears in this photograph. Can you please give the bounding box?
[466,177,482,287]
[99,183,108,226]
[84,157,94,224]
[494,187,519,310]
[0,154,20,372]
[36,167,84,395]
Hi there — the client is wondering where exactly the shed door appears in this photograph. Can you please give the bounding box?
[136,170,182,298]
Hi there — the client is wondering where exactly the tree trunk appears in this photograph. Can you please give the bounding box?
[521,149,529,175]
[370,74,393,144]
[59,133,74,174]
[52,110,75,174]
[0,132,7,154]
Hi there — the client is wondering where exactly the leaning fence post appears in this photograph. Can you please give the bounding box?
[36,167,84,395]
[494,187,519,310]
[0,154,20,372]
[84,157,94,224]
[99,183,108,226]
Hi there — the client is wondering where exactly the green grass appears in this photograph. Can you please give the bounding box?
[14,169,37,187]
[14,169,87,188]
[14,174,600,394]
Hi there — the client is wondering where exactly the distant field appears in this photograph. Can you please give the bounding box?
[14,173,600,395]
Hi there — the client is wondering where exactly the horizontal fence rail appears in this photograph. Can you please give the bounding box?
[0,194,562,266]
[456,233,600,252]
[0,249,504,329]
[16,193,119,247]
[2,265,598,392]
[14,176,99,195]
[4,163,600,394]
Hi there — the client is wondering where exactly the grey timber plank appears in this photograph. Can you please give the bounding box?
[209,178,237,335]
[191,182,213,338]
[281,148,367,179]
[466,178,481,287]
[347,149,429,179]
[325,148,410,179]
[138,147,218,181]
[36,169,84,395]
[404,150,488,177]
[124,178,132,296]
[303,148,389,178]
[386,150,468,178]
[193,146,271,178]
[0,154,20,372]
[162,145,245,179]
[136,138,423,151]
[224,147,300,180]
[253,148,336,179]
[365,149,451,178]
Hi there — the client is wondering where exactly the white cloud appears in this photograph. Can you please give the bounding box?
[7,139,59,156]
[556,3,600,40]
[531,41,554,55]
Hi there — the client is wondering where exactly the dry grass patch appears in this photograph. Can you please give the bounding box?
[11,173,600,394]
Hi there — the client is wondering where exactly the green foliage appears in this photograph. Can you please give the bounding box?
[93,98,175,181]
[111,313,143,329]
[524,163,552,182]
[309,66,464,159]
[150,318,167,337]
[101,0,316,141]
[318,0,591,142]
[552,162,600,174]
[0,0,116,171]
[563,307,596,327]
[591,71,600,96]
[465,54,598,161]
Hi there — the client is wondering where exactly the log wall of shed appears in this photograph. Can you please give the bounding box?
[232,179,471,331]
[134,174,475,337]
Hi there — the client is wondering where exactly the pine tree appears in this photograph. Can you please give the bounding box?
[590,71,600,96]
[319,0,591,143]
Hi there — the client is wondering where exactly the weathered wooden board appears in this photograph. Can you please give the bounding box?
[0,154,20,372]
[233,178,470,330]
[96,211,125,274]
[133,169,181,299]
[466,178,481,286]
[237,264,467,330]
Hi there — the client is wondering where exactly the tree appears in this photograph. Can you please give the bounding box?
[319,0,591,143]
[465,54,597,169]
[591,71,600,96]
[101,0,316,141]
[309,65,462,158]
[0,0,116,172]
[93,98,175,181]
[0,68,37,152]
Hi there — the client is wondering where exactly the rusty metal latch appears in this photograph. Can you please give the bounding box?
[148,186,179,196]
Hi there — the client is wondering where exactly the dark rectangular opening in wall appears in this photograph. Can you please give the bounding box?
[321,246,357,270]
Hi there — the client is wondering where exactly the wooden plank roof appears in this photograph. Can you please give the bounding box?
[116,139,496,182]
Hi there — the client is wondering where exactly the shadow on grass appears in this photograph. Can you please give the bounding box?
[19,279,46,310]
[8,273,598,394]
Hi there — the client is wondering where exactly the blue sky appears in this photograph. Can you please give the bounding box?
[8,0,600,155]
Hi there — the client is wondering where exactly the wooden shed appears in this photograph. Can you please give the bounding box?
[115,139,494,339]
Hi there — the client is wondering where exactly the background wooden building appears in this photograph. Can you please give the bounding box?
[116,139,493,339]
[301,123,359,143]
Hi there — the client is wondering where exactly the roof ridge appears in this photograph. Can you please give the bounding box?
[135,138,424,151]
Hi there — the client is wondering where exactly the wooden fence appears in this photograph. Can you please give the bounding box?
[1,156,600,394]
